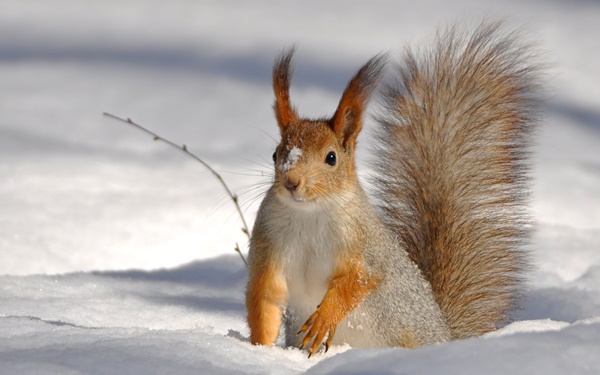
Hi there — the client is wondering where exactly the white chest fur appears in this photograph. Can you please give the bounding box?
[265,194,377,348]
[283,208,336,305]
[267,200,339,328]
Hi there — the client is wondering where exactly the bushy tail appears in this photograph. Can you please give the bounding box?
[372,22,541,339]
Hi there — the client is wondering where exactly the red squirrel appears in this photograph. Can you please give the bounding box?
[246,22,540,357]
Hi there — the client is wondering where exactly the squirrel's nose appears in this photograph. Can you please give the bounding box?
[284,178,299,192]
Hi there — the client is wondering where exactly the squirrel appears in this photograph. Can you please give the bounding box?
[245,22,540,357]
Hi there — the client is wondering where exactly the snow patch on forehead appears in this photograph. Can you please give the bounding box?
[280,146,303,172]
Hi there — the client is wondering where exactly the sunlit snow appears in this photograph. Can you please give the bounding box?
[1,0,599,374]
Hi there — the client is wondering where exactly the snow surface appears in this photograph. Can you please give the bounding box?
[1,0,600,374]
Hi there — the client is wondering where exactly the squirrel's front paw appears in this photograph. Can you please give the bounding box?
[297,307,338,358]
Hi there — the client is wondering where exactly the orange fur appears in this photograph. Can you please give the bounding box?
[331,55,386,151]
[273,47,298,128]
[299,253,379,356]
[246,244,288,345]
[272,120,358,202]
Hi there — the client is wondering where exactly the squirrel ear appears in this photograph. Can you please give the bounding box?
[331,54,386,150]
[273,47,299,130]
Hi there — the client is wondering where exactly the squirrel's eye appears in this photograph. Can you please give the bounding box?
[272,151,277,163]
[325,151,336,166]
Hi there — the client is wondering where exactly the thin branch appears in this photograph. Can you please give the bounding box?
[235,242,248,268]
[103,112,249,266]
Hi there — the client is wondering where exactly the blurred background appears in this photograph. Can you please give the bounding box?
[1,0,599,276]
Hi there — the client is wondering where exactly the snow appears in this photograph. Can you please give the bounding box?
[280,146,303,172]
[1,0,600,374]
[307,320,600,375]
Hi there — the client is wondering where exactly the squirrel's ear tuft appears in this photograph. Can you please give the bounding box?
[273,47,299,130]
[331,54,387,150]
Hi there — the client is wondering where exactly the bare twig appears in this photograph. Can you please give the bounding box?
[103,112,249,266]
[235,242,248,268]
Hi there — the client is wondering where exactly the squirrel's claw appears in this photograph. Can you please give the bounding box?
[325,326,336,353]
[299,309,338,358]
